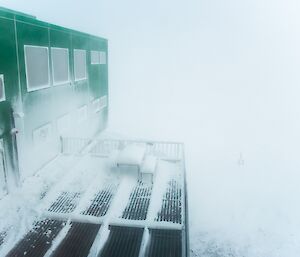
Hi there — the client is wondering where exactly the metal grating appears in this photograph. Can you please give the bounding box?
[0,230,6,246]
[6,219,65,257]
[48,192,81,214]
[146,229,182,257]
[156,179,182,224]
[122,182,152,220]
[51,222,101,257]
[99,226,144,257]
[82,184,117,217]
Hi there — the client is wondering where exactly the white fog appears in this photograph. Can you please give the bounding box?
[1,0,300,256]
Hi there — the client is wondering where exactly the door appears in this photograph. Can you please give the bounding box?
[0,101,19,197]
[0,139,7,198]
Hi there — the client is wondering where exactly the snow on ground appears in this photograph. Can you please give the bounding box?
[0,153,117,255]
[0,141,184,255]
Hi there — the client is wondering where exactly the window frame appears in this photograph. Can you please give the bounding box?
[99,95,108,110]
[91,50,100,65]
[92,98,101,113]
[24,45,51,92]
[99,51,107,64]
[77,105,88,123]
[74,49,87,82]
[32,122,52,146]
[57,113,71,134]
[91,50,107,65]
[51,47,71,86]
[0,75,6,102]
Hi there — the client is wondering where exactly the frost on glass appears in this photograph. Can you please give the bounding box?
[99,95,107,109]
[99,51,106,64]
[92,98,101,113]
[0,75,5,101]
[51,48,70,85]
[33,123,52,146]
[91,50,100,64]
[77,105,88,123]
[91,51,106,65]
[74,49,86,81]
[57,113,71,134]
[24,46,50,91]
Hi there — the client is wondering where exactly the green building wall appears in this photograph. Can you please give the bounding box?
[0,7,108,187]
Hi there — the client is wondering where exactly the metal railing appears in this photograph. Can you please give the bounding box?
[60,137,184,161]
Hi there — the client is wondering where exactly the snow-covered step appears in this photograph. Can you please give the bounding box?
[50,222,101,257]
[5,219,66,257]
[156,179,182,224]
[0,230,6,247]
[146,229,182,257]
[99,226,144,257]
[81,184,118,218]
[48,192,81,214]
[121,182,152,221]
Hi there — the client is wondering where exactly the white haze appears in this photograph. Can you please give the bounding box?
[1,0,300,256]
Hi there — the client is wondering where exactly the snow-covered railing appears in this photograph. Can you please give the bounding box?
[60,137,92,155]
[60,137,184,161]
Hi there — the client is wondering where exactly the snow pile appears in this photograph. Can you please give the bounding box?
[146,160,178,221]
[116,144,146,166]
[141,155,157,174]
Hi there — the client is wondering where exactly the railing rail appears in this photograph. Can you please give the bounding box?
[60,137,184,161]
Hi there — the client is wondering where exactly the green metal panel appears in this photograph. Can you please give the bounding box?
[0,17,20,104]
[71,33,90,108]
[16,21,55,138]
[0,17,20,187]
[49,28,76,117]
[0,7,109,179]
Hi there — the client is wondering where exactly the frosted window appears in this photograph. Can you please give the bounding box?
[99,51,106,64]
[92,98,101,113]
[57,113,71,134]
[33,123,52,146]
[74,49,86,81]
[91,51,106,65]
[0,75,5,101]
[99,95,108,109]
[25,45,50,91]
[91,51,100,64]
[77,105,88,123]
[51,47,70,85]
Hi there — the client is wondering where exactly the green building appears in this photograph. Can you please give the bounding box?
[0,7,189,257]
[0,7,108,197]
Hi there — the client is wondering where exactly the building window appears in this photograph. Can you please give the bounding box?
[91,51,106,65]
[91,51,100,64]
[33,123,52,146]
[0,75,5,102]
[51,47,70,85]
[57,113,71,134]
[92,98,101,113]
[99,51,106,64]
[77,105,88,123]
[74,49,87,81]
[99,95,108,109]
[24,45,50,91]
[92,96,107,113]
